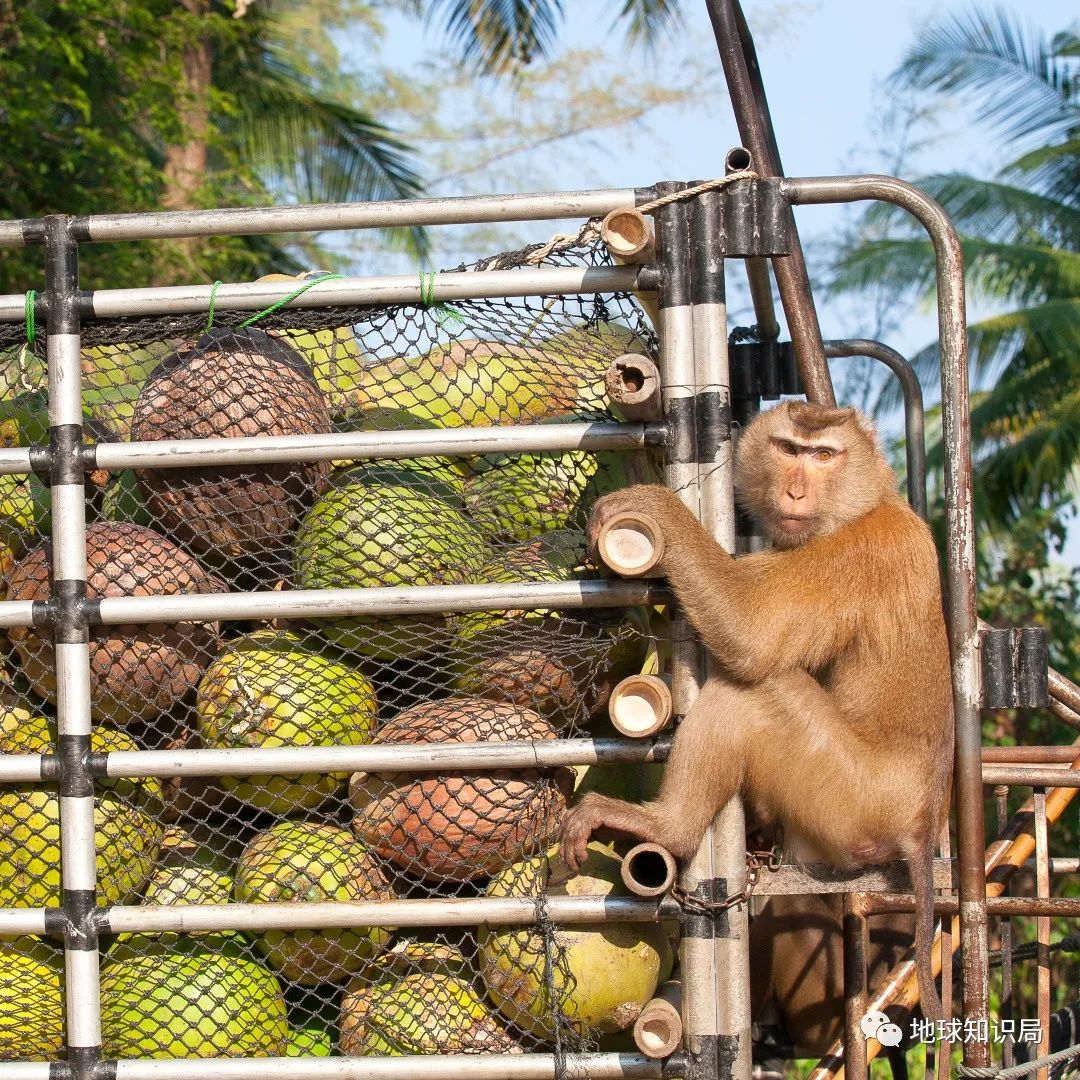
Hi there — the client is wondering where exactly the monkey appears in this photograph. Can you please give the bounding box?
[750,893,915,1061]
[560,400,953,1019]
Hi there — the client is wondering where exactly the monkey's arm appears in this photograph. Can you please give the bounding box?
[589,486,868,682]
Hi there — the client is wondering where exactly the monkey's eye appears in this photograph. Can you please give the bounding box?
[813,448,835,462]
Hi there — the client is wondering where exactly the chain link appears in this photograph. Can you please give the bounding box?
[671,840,784,914]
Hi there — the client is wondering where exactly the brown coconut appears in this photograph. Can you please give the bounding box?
[349,698,573,883]
[6,522,221,726]
[131,327,331,558]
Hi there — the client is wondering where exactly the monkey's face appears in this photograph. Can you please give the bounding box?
[735,402,894,548]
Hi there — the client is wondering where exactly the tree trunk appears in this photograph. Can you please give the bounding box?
[162,0,211,212]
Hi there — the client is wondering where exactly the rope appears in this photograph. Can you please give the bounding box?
[958,1043,1080,1078]
[24,290,36,344]
[204,280,222,331]
[237,273,345,328]
[635,170,758,216]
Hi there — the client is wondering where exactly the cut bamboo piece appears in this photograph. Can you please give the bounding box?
[596,511,664,578]
[601,208,659,326]
[621,842,678,898]
[605,354,662,421]
[633,981,683,1059]
[609,674,673,738]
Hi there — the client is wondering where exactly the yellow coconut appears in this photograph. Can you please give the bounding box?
[478,843,672,1038]
[0,938,64,1060]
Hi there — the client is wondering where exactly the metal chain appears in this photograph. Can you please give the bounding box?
[671,840,783,914]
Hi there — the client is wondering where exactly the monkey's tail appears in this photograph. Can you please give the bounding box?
[912,843,943,1021]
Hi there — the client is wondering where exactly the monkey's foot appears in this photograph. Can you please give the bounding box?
[587,485,689,568]
[559,798,600,872]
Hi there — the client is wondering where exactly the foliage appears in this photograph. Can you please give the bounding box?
[828,7,1079,534]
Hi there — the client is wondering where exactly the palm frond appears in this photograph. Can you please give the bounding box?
[612,0,683,50]
[416,0,565,74]
[894,5,1078,147]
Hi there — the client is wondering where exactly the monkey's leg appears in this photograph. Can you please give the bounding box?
[561,676,754,870]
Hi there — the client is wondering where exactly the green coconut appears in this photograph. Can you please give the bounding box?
[336,338,608,429]
[340,971,517,1056]
[102,469,152,527]
[110,826,238,960]
[294,468,487,658]
[465,418,659,543]
[478,843,671,1038]
[234,821,394,985]
[287,1022,334,1056]
[332,406,471,493]
[196,631,378,814]
[100,947,288,1058]
[284,328,368,410]
[0,714,163,907]
[0,938,64,1060]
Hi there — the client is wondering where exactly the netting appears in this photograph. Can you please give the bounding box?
[0,232,675,1061]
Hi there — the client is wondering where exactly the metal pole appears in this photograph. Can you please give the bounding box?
[89,420,654,472]
[92,579,658,626]
[823,339,928,521]
[99,894,676,934]
[95,736,670,779]
[106,1053,667,1080]
[842,893,870,1080]
[653,183,715,1080]
[703,0,834,405]
[783,173,987,1070]
[0,188,642,248]
[0,265,647,322]
[690,189,751,1080]
[42,215,102,1080]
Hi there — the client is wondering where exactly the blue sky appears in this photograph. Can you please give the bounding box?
[357,0,1078,564]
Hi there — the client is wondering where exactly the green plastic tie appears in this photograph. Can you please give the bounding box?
[418,270,464,329]
[205,280,222,331]
[24,290,36,344]
[237,273,346,328]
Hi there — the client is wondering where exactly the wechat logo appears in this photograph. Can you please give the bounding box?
[861,1009,903,1047]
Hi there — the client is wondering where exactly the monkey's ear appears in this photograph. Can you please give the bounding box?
[787,401,857,433]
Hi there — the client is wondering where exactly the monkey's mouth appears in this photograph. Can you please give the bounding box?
[776,514,814,528]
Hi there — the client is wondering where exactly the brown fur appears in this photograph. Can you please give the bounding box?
[561,400,953,1019]
[750,895,914,1055]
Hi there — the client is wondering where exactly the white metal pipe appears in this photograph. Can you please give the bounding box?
[92,421,649,472]
[102,736,666,779]
[101,893,673,934]
[0,1065,51,1080]
[0,188,639,248]
[0,754,47,782]
[0,908,50,935]
[0,267,644,322]
[94,579,659,625]
[112,1052,664,1080]
[0,601,37,629]
[0,447,33,476]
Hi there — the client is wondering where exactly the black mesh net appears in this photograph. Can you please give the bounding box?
[0,233,676,1061]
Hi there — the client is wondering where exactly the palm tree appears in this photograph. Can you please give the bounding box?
[829,7,1079,533]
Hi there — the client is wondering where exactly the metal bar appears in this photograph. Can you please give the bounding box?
[0,601,38,629]
[0,908,51,935]
[94,579,658,625]
[982,746,1079,763]
[823,339,927,520]
[0,188,641,248]
[784,173,987,1069]
[100,736,669,778]
[861,896,1080,918]
[1034,790,1051,1080]
[982,766,1080,787]
[1049,697,1080,732]
[691,188,751,1080]
[91,421,652,472]
[654,183,717,1080]
[99,894,676,935]
[109,1053,666,1080]
[704,0,834,404]
[756,858,956,896]
[1050,668,1080,716]
[995,786,1014,1070]
[0,447,34,476]
[43,215,102,1078]
[0,1066,51,1080]
[842,892,870,1080]
[0,754,49,782]
[0,266,646,322]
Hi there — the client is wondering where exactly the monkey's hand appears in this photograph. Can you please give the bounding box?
[587,484,692,570]
[559,794,604,872]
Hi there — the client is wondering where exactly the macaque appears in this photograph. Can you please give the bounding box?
[561,401,953,1018]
